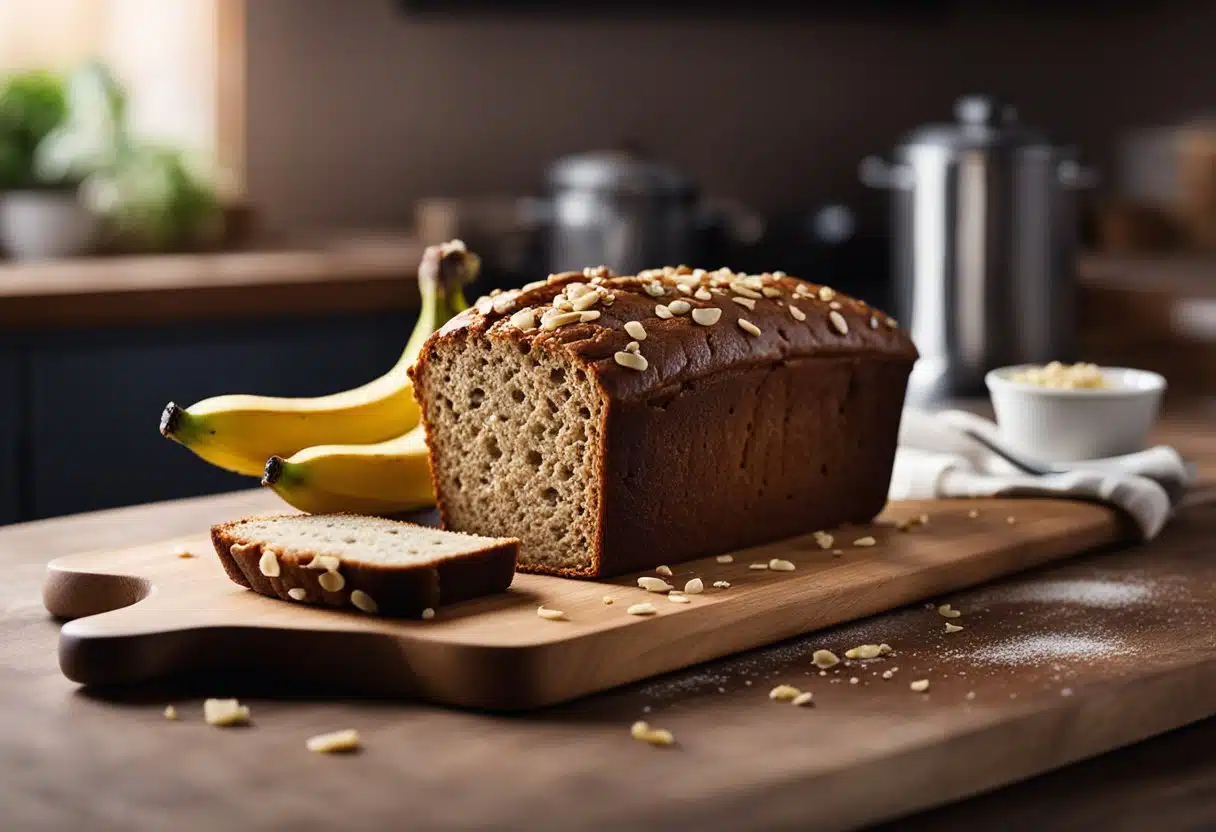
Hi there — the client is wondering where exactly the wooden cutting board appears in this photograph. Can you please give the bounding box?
[43,499,1129,710]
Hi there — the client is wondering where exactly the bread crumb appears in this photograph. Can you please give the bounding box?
[968,509,980,519]
[627,602,658,616]
[945,622,964,633]
[792,692,814,707]
[172,545,195,559]
[965,691,977,700]
[712,580,731,589]
[203,698,250,727]
[910,679,930,693]
[163,705,178,720]
[853,536,877,547]
[630,720,674,746]
[768,558,796,571]
[812,649,840,669]
[1007,516,1017,525]
[881,670,894,680]
[602,596,614,605]
[306,729,361,754]
[769,684,802,701]
[812,531,834,549]
[537,606,565,620]
[849,677,860,685]
[844,644,885,660]
[715,554,734,564]
[938,604,962,618]
[656,565,673,577]
[684,578,704,595]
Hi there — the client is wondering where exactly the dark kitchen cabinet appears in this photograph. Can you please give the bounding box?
[20,312,414,521]
[0,351,19,525]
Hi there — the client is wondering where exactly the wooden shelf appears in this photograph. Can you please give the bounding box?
[0,235,425,329]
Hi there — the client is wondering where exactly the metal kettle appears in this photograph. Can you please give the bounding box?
[540,150,763,276]
[862,95,1097,406]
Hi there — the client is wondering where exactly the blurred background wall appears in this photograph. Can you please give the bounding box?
[245,0,1216,233]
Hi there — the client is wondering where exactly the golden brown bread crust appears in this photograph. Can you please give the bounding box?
[411,266,917,578]
[211,515,518,617]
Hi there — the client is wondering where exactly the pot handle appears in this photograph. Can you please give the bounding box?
[859,156,915,190]
[1058,160,1100,190]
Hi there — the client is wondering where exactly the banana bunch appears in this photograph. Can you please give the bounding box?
[160,240,477,514]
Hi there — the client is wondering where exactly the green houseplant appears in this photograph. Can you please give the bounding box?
[0,69,98,261]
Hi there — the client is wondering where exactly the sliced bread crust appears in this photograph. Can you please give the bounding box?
[212,514,518,618]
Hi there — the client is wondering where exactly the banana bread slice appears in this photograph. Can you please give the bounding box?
[410,266,917,578]
[212,514,518,617]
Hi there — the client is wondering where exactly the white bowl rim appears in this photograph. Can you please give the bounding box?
[985,365,1167,398]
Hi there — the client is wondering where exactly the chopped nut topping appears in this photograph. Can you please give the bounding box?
[602,596,614,605]
[829,310,849,335]
[541,310,583,331]
[306,729,361,754]
[748,562,769,570]
[624,320,648,340]
[730,281,762,299]
[655,304,673,319]
[318,571,346,593]
[637,576,674,592]
[203,698,250,727]
[938,604,962,619]
[667,593,690,604]
[258,550,281,578]
[738,319,762,336]
[818,286,836,301]
[812,531,834,549]
[812,650,840,669]
[229,542,257,556]
[630,720,674,746]
[768,558,796,571]
[829,301,843,310]
[509,308,538,330]
[492,292,519,314]
[853,536,877,547]
[844,644,886,660]
[537,606,566,620]
[792,692,814,707]
[910,679,930,693]
[715,554,734,564]
[163,705,178,720]
[789,305,807,322]
[288,588,308,601]
[945,622,964,633]
[579,310,601,322]
[627,602,658,616]
[694,287,713,301]
[475,297,494,315]
[676,283,692,296]
[731,296,757,310]
[571,291,601,312]
[769,684,802,701]
[614,351,649,372]
[692,307,722,326]
[307,554,341,571]
[761,286,783,298]
[583,265,613,278]
[350,590,378,614]
[522,279,547,292]
[667,299,692,316]
[886,317,899,328]
[684,578,705,595]
[870,315,879,330]
[713,581,731,588]
[644,281,666,297]
[656,565,673,577]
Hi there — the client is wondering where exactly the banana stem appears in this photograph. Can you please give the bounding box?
[403,240,479,362]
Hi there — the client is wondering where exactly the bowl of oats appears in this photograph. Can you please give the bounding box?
[985,363,1166,461]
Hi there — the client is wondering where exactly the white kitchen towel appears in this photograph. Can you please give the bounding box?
[889,409,1195,540]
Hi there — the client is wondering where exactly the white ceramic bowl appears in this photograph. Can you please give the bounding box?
[985,365,1166,462]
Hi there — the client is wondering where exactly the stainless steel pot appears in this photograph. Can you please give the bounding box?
[862,95,1097,406]
[540,150,762,276]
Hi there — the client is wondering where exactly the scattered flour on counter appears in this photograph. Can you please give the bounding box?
[984,580,1155,609]
[955,634,1130,666]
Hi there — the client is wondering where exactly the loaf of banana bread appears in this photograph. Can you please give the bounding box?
[410,266,917,578]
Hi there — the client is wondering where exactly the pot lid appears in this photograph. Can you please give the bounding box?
[547,150,696,196]
[901,95,1053,151]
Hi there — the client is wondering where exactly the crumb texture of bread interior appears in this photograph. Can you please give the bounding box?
[420,336,602,575]
[224,514,513,567]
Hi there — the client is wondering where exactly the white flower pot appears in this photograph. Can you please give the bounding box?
[0,190,98,262]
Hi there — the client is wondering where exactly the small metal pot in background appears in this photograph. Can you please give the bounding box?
[538,150,763,276]
[862,95,1097,406]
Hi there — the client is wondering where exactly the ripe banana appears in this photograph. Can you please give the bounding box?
[159,240,478,477]
[261,424,435,516]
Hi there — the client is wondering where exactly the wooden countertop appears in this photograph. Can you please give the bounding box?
[2,413,1215,830]
[0,235,425,329]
